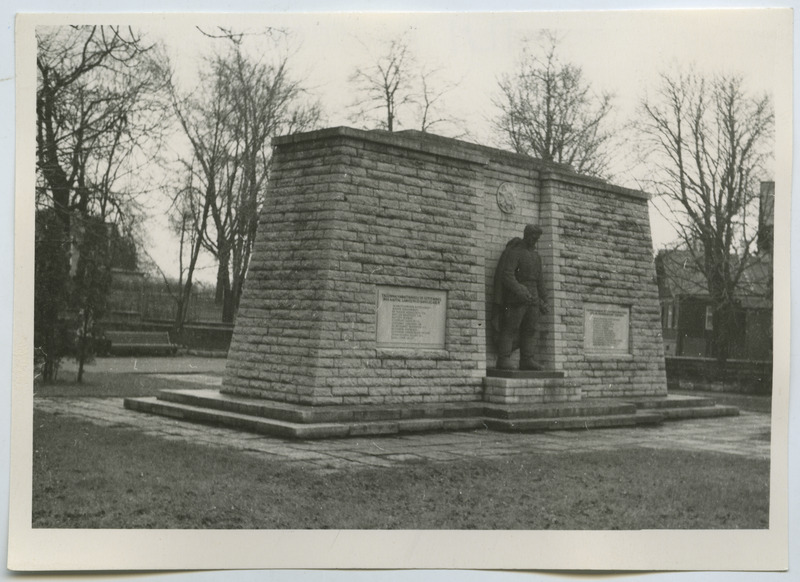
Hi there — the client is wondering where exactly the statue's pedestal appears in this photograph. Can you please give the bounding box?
[483,369,580,404]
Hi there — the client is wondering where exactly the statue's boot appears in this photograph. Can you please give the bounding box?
[519,358,543,371]
[496,356,516,370]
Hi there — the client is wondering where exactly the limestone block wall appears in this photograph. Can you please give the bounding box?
[542,173,668,398]
[223,128,487,406]
[473,147,666,396]
[390,136,557,370]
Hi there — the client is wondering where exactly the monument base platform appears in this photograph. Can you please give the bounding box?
[485,368,566,379]
[123,389,738,440]
[483,375,581,404]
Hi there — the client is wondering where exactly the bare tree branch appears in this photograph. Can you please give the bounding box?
[493,31,615,178]
[169,30,321,322]
[348,35,462,135]
[35,24,171,382]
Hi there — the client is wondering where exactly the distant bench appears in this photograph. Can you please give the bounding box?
[105,331,178,356]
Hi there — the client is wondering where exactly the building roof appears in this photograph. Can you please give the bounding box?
[656,249,772,309]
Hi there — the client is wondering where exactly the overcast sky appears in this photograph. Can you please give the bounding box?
[27,9,792,283]
[149,10,785,143]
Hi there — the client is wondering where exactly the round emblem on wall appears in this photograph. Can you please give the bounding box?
[496,182,519,214]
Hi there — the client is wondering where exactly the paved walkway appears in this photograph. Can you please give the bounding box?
[34,375,771,474]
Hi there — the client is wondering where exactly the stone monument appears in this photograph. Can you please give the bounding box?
[126,127,738,437]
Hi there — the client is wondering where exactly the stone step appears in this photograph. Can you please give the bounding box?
[157,389,309,423]
[486,368,566,379]
[125,396,336,438]
[124,390,739,440]
[657,405,740,420]
[483,399,637,420]
[483,375,581,405]
[156,389,486,424]
[626,395,718,409]
[483,388,582,405]
[124,396,486,439]
[485,411,664,432]
[158,389,638,423]
[483,377,575,389]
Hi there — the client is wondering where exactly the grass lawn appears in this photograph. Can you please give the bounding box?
[33,410,770,530]
[33,369,213,398]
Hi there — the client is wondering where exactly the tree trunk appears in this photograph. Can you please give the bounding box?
[215,259,227,305]
[215,251,235,323]
[231,272,245,322]
[41,314,59,382]
[36,82,74,383]
[37,227,71,384]
[174,295,186,335]
[77,336,86,383]
[221,281,235,323]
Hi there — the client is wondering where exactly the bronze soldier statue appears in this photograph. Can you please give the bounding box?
[492,224,549,370]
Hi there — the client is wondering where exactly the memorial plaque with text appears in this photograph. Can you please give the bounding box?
[584,304,630,354]
[376,287,447,349]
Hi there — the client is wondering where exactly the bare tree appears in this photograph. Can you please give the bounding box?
[348,36,461,135]
[171,183,211,333]
[144,169,212,336]
[35,25,170,381]
[37,26,169,223]
[415,65,463,135]
[640,69,774,361]
[348,37,415,132]
[494,31,614,177]
[171,30,321,323]
[168,54,234,325]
